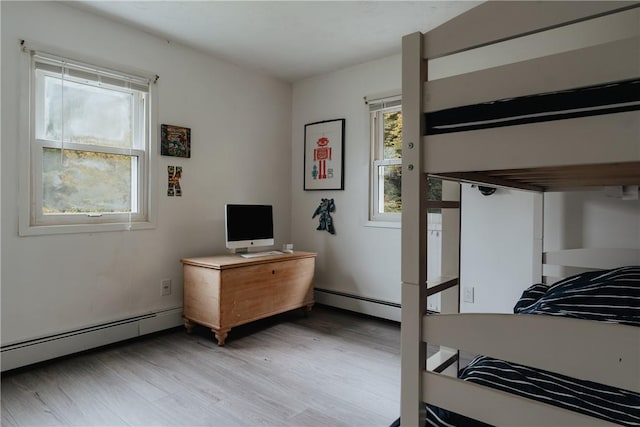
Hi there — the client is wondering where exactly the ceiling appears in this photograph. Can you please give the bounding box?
[66,1,480,83]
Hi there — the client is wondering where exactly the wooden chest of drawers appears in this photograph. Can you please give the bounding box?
[181,251,316,345]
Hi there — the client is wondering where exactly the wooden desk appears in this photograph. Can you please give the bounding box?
[181,251,316,345]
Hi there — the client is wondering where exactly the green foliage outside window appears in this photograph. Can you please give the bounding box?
[376,109,443,215]
[428,178,442,213]
[383,111,402,213]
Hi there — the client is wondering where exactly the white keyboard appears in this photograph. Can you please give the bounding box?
[239,250,283,259]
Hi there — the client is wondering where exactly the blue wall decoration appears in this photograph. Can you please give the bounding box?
[312,198,335,234]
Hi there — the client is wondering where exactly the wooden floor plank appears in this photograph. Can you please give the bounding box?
[1,305,401,427]
[14,361,130,427]
[286,407,354,427]
[0,372,73,427]
[0,405,20,427]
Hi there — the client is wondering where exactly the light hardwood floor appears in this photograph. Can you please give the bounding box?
[1,305,402,427]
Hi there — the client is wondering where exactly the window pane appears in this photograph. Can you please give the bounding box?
[42,74,133,148]
[383,111,402,160]
[427,178,442,214]
[42,148,134,214]
[379,164,402,213]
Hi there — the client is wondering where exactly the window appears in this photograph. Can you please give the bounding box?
[369,95,402,221]
[20,49,155,235]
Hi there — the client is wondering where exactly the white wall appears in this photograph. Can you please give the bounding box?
[460,184,540,313]
[291,55,402,318]
[544,190,640,251]
[460,185,640,314]
[1,1,292,345]
[543,190,640,280]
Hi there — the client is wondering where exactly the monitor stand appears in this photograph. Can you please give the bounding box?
[229,248,249,254]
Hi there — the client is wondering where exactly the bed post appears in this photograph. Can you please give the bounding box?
[439,181,461,316]
[400,31,427,427]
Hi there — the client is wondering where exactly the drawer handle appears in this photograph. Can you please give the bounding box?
[272,270,276,275]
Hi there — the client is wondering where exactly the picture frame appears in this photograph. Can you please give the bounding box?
[304,119,345,190]
[161,124,191,158]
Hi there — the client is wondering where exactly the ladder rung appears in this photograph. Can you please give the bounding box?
[427,347,459,374]
[426,201,460,209]
[425,276,459,297]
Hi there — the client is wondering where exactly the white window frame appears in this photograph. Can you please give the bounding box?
[368,95,402,223]
[19,47,157,236]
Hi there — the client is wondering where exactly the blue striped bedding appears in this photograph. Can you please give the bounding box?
[426,266,640,427]
[514,266,640,326]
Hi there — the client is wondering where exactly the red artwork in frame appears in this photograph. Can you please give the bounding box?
[303,119,345,190]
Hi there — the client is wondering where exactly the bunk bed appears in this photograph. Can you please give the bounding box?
[399,1,640,426]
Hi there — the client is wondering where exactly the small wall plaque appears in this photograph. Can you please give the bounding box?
[161,124,191,158]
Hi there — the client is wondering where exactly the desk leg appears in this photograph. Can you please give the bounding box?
[184,318,196,334]
[213,328,229,346]
[303,303,314,317]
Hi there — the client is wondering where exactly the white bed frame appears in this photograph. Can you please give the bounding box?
[400,2,640,426]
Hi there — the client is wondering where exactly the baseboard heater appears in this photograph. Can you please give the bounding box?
[314,288,400,322]
[1,307,183,372]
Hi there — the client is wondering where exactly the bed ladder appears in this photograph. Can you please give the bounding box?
[400,178,461,427]
[425,179,462,376]
[400,29,461,427]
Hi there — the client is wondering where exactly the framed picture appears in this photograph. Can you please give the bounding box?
[304,119,345,190]
[161,124,191,158]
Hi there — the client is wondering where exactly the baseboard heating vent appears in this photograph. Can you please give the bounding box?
[314,288,400,322]
[1,307,183,372]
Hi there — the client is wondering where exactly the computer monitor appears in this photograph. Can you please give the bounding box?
[224,204,274,252]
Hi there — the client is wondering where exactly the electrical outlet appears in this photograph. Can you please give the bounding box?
[161,279,172,296]
[463,287,474,303]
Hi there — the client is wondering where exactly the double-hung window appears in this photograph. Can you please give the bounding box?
[369,95,402,222]
[21,49,155,235]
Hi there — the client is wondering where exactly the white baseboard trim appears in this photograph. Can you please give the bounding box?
[1,307,184,372]
[314,289,400,322]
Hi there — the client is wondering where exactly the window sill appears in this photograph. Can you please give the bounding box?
[19,220,155,236]
[364,220,401,229]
